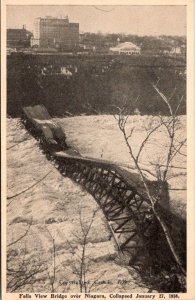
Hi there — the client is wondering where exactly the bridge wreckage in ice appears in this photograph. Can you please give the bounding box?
[21,104,186,275]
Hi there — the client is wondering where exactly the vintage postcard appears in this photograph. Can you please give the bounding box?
[1,0,195,300]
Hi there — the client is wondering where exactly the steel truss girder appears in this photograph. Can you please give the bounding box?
[47,156,155,264]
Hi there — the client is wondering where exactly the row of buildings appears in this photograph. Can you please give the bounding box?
[7,16,79,51]
[7,16,141,54]
[7,16,185,56]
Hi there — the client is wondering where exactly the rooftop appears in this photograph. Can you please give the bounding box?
[110,42,141,51]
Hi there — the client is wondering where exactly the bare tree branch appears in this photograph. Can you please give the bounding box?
[88,271,107,292]
[45,227,56,293]
[7,170,53,206]
[7,222,32,247]
[115,86,186,276]
[175,95,184,115]
[152,83,173,116]
[7,137,32,150]
[135,122,163,163]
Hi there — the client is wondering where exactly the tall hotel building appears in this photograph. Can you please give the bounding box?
[32,16,79,50]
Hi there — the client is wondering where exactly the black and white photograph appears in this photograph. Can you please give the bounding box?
[2,1,195,299]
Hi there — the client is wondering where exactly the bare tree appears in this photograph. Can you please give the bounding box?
[152,83,186,184]
[45,227,57,293]
[7,220,48,292]
[7,252,47,292]
[73,207,99,293]
[114,82,186,276]
[61,206,107,293]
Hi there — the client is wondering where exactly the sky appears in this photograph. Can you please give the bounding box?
[7,5,186,36]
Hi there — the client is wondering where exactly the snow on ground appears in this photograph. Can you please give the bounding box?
[7,117,151,293]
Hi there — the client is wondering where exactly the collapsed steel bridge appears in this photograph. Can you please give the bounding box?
[21,105,186,272]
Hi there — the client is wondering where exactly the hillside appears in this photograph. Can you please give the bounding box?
[7,54,186,117]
